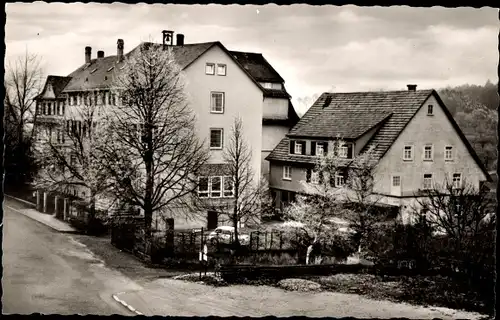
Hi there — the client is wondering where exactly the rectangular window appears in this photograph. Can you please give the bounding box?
[205,63,215,75]
[403,145,414,161]
[339,145,348,158]
[392,176,401,187]
[316,143,325,156]
[424,145,433,161]
[283,166,291,180]
[47,103,52,115]
[56,104,60,116]
[311,170,319,184]
[427,104,434,115]
[445,146,453,161]
[335,174,345,187]
[423,174,433,190]
[217,64,226,76]
[210,128,223,149]
[35,104,39,115]
[198,177,209,198]
[210,176,222,198]
[271,83,282,90]
[223,176,234,197]
[294,142,303,155]
[452,173,462,189]
[210,92,225,113]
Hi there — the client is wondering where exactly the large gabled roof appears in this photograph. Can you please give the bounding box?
[35,75,72,98]
[229,50,285,83]
[266,89,491,181]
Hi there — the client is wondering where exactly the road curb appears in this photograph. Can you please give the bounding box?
[112,293,143,316]
[4,194,37,207]
[4,203,79,234]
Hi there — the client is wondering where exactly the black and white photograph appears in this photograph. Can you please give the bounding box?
[2,2,497,318]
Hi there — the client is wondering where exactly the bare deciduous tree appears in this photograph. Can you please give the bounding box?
[202,118,264,247]
[4,50,44,188]
[100,43,209,241]
[33,93,115,222]
[412,178,496,274]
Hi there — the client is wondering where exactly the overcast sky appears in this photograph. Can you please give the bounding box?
[5,3,498,115]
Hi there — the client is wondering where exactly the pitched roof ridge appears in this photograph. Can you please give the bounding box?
[229,50,263,55]
[323,89,434,95]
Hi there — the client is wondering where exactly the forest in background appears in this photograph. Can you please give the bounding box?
[438,80,498,172]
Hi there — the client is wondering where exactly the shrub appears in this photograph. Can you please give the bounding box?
[277,278,322,292]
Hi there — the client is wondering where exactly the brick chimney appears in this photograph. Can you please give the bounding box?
[97,50,104,58]
[117,39,124,62]
[85,46,92,64]
[407,84,417,91]
[176,33,185,46]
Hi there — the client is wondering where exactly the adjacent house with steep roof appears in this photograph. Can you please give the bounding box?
[34,30,298,229]
[266,85,491,222]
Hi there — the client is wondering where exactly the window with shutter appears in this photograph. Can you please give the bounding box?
[289,140,295,154]
[347,144,353,159]
[301,141,306,155]
[311,142,316,156]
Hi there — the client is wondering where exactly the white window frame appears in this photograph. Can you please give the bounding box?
[217,64,227,76]
[271,83,282,90]
[392,175,401,187]
[339,145,348,158]
[210,176,222,198]
[423,174,433,190]
[294,142,303,155]
[403,145,414,161]
[210,92,225,113]
[452,173,462,189]
[445,146,454,161]
[311,170,319,184]
[205,63,215,75]
[316,143,325,156]
[198,177,209,198]
[210,128,223,149]
[283,166,291,180]
[423,145,433,161]
[335,174,345,187]
[427,104,434,116]
[223,176,234,197]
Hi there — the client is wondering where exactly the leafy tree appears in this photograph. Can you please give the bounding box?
[281,139,380,263]
[100,43,209,242]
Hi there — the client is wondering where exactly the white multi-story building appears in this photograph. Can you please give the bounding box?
[33,30,299,229]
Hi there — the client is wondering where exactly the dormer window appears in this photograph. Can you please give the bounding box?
[294,142,303,154]
[427,104,434,116]
[338,143,353,159]
[311,141,328,156]
[289,140,306,155]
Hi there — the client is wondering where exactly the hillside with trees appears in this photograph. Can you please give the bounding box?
[438,80,498,172]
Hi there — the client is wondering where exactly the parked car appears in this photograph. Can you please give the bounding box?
[207,226,250,245]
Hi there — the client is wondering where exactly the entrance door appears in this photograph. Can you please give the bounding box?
[391,175,402,197]
[207,211,218,230]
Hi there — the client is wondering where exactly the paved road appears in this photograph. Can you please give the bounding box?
[2,202,142,315]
